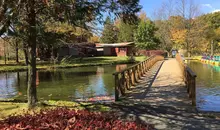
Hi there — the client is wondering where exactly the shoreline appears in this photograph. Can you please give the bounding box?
[0,59,142,73]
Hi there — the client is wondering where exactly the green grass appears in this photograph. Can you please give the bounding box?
[0,100,111,120]
[0,102,28,119]
[0,56,147,72]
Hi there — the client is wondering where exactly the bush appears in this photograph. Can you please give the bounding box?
[0,108,153,130]
[127,56,136,63]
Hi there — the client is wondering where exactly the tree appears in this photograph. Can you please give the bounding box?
[117,21,137,42]
[0,0,141,108]
[100,16,118,43]
[153,0,175,55]
[89,35,100,43]
[134,20,160,49]
[154,0,201,56]
[199,12,220,54]
[176,0,201,56]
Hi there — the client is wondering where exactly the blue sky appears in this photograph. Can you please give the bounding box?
[96,0,220,33]
[140,0,220,18]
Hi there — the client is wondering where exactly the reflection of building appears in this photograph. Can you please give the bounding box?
[96,42,135,57]
[96,67,104,75]
[0,73,17,99]
[36,72,39,86]
[116,64,127,72]
[0,39,5,57]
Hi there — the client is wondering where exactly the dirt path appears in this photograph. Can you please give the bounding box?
[106,58,220,130]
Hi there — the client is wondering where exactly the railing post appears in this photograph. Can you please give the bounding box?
[139,64,142,78]
[176,54,197,107]
[132,67,137,83]
[141,63,144,76]
[126,70,131,90]
[146,59,149,71]
[192,76,196,106]
[128,69,132,88]
[115,74,119,101]
[122,72,126,95]
[113,55,164,101]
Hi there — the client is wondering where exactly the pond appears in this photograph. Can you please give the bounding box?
[0,64,129,102]
[187,60,220,112]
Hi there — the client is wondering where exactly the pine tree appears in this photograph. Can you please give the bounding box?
[100,17,118,43]
[118,21,137,42]
[134,20,160,49]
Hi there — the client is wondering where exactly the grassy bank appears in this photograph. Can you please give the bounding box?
[0,100,111,120]
[0,56,147,72]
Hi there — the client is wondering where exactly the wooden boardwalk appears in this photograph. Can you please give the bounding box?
[109,59,220,130]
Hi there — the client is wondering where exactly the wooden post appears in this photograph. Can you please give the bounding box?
[128,70,132,89]
[141,63,144,76]
[192,76,196,106]
[122,72,126,95]
[131,68,135,85]
[146,60,149,71]
[139,64,142,78]
[115,74,119,101]
[125,71,130,90]
[189,76,192,98]
[132,67,137,83]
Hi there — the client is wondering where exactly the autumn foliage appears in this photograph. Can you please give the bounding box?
[0,108,153,130]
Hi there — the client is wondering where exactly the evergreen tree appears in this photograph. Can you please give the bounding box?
[134,20,160,49]
[118,21,137,42]
[100,17,118,43]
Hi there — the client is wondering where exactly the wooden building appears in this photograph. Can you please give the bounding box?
[58,43,97,60]
[96,42,135,57]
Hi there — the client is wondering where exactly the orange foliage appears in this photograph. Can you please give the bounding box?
[170,29,186,44]
[89,35,100,43]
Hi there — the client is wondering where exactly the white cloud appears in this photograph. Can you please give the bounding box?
[202,4,213,9]
[202,4,220,13]
[212,9,220,13]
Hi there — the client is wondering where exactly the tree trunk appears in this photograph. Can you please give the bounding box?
[16,40,19,63]
[23,46,29,66]
[17,72,20,87]
[27,0,37,108]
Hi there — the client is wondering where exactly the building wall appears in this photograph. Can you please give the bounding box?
[103,47,111,56]
[58,47,69,58]
[116,47,127,57]
[116,46,134,57]
[69,48,79,56]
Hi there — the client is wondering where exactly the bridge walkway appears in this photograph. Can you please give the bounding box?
[108,58,220,129]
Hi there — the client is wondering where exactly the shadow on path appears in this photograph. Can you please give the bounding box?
[81,59,220,129]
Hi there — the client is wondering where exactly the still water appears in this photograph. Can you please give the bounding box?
[0,64,128,101]
[187,60,220,112]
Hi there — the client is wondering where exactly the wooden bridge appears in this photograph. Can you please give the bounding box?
[113,54,196,105]
[112,55,220,129]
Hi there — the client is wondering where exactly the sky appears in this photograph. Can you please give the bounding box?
[140,0,220,19]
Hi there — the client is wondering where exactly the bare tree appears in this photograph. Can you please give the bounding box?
[154,0,201,57]
[176,0,201,56]
[153,0,176,55]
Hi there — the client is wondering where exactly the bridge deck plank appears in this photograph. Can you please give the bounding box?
[115,58,220,129]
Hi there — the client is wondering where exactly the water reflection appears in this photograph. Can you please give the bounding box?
[0,64,128,101]
[187,60,220,112]
[0,73,18,99]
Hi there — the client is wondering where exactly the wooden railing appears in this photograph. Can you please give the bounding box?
[176,54,197,106]
[113,55,164,101]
